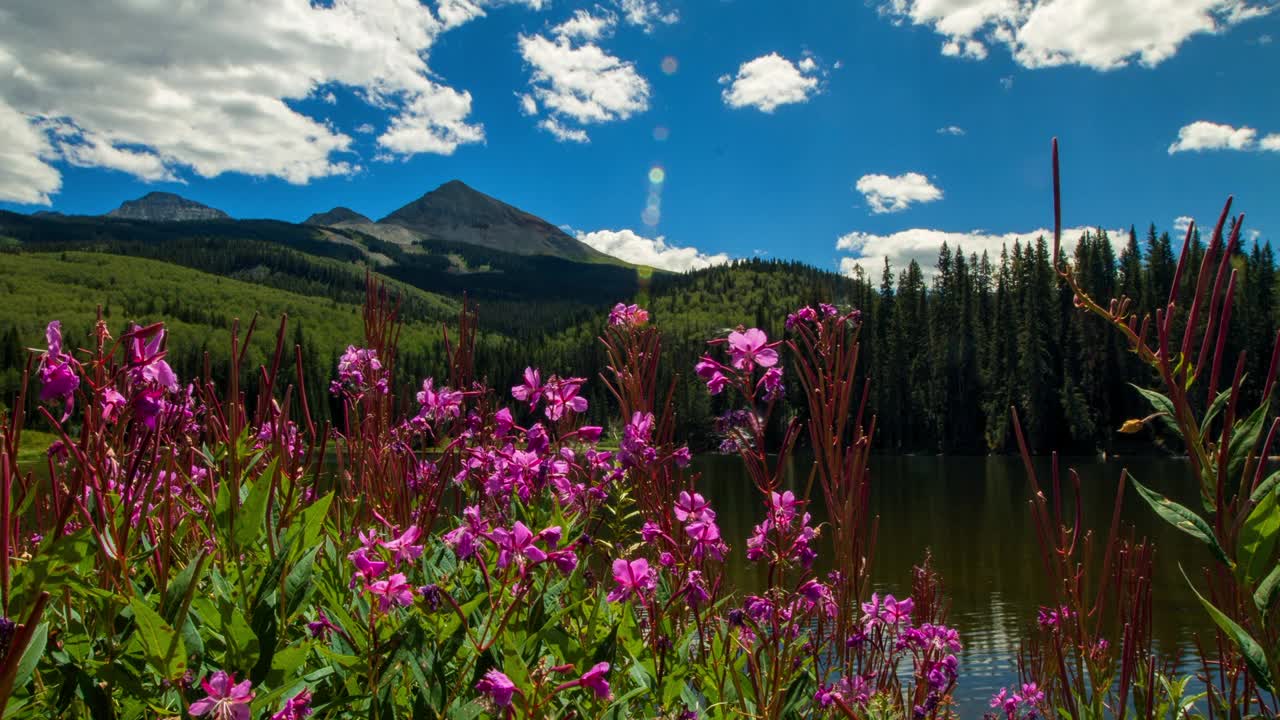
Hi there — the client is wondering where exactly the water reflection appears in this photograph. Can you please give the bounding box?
[692,453,1212,715]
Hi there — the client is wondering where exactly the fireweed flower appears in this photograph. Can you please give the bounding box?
[127,324,179,391]
[726,328,778,371]
[416,378,464,423]
[785,305,819,329]
[307,610,338,639]
[543,377,588,421]
[330,345,385,397]
[511,367,543,409]
[674,491,713,522]
[608,302,649,327]
[367,573,415,612]
[571,662,613,700]
[99,387,127,423]
[189,671,254,720]
[271,690,313,720]
[476,669,517,708]
[443,506,486,560]
[379,526,424,564]
[489,521,550,568]
[607,557,655,603]
[38,321,79,419]
[619,411,656,468]
[347,547,388,587]
[758,366,784,401]
[684,570,711,607]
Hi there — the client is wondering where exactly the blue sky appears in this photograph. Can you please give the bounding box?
[1,0,1278,274]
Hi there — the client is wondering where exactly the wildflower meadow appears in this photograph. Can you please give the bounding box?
[0,143,1276,719]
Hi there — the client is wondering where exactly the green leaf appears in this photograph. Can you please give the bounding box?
[162,550,208,626]
[1237,486,1280,586]
[1129,473,1233,568]
[283,547,318,618]
[1255,563,1280,618]
[235,459,277,548]
[1251,470,1280,505]
[129,597,187,681]
[1181,566,1274,694]
[1129,385,1179,435]
[220,601,261,673]
[1202,387,1233,433]
[284,491,333,561]
[1227,402,1269,493]
[9,622,47,692]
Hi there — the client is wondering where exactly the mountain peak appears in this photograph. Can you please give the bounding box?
[105,192,230,222]
[377,181,610,262]
[304,206,372,226]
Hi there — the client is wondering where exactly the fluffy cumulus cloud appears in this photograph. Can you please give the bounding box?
[836,226,1123,279]
[577,229,731,272]
[0,0,550,204]
[1174,216,1195,235]
[878,0,1275,71]
[855,173,943,214]
[617,0,679,31]
[1262,134,1280,152]
[518,10,651,142]
[1168,121,1260,153]
[720,53,823,113]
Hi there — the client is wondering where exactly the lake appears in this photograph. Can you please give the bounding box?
[693,453,1212,716]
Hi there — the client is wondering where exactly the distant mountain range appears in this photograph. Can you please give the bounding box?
[94,181,612,264]
[106,191,230,222]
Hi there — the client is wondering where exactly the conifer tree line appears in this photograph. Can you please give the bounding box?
[486,225,1278,456]
[2,223,1276,456]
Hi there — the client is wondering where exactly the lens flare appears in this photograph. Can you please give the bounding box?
[653,125,670,142]
[648,166,665,185]
[661,56,678,75]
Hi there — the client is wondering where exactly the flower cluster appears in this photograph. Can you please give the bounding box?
[745,490,817,568]
[329,345,386,398]
[348,525,424,612]
[511,367,590,421]
[988,683,1046,720]
[608,302,649,327]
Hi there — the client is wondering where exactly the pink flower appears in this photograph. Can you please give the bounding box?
[577,426,603,443]
[578,662,612,699]
[38,321,79,420]
[543,377,588,421]
[490,521,548,568]
[726,328,778,370]
[607,557,655,603]
[674,491,712,522]
[511,367,543,408]
[100,387,127,423]
[608,303,650,327]
[769,490,801,524]
[271,689,313,720]
[189,671,254,720]
[379,526,424,564]
[367,572,416,612]
[758,367,784,401]
[128,324,179,391]
[417,379,464,422]
[476,669,517,708]
[347,547,388,587]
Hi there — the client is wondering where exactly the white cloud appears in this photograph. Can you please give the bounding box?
[0,104,61,205]
[1168,120,1259,152]
[0,0,554,204]
[1174,216,1194,235]
[354,123,375,134]
[540,117,590,143]
[518,93,538,116]
[720,53,822,113]
[937,125,966,135]
[855,172,943,214]
[577,228,731,271]
[554,8,616,40]
[1260,133,1280,151]
[1260,33,1274,44]
[837,226,1124,278]
[879,0,1276,71]
[518,15,650,142]
[616,0,679,31]
[321,91,338,105]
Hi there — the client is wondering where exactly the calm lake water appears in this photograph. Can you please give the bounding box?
[692,453,1213,716]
